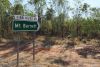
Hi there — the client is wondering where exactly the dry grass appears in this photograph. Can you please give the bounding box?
[0,36,100,67]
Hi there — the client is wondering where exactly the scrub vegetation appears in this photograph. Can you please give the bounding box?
[0,0,100,67]
[0,0,100,39]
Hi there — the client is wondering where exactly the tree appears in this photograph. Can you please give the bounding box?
[81,3,90,18]
[90,8,100,38]
[13,4,24,15]
[0,0,10,38]
[73,0,83,37]
[28,0,46,18]
[28,0,46,35]
[45,8,54,20]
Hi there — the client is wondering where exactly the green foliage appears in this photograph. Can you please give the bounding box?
[46,8,54,20]
[13,4,24,15]
[0,0,100,39]
[0,0,10,38]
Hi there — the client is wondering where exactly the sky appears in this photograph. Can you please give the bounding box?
[84,0,100,8]
[9,0,100,18]
[10,0,100,8]
[10,0,100,17]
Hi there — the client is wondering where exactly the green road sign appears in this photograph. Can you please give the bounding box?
[12,15,40,31]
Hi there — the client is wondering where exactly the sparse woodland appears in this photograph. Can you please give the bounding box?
[0,0,100,67]
[0,0,100,40]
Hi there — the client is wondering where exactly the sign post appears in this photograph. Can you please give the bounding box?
[32,32,35,62]
[12,15,40,67]
[17,33,20,67]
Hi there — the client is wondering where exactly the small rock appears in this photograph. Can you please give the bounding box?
[94,54,100,59]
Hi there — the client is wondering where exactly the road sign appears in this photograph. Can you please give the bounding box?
[12,15,40,31]
[12,15,39,67]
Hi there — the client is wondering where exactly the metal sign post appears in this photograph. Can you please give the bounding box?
[17,42,19,67]
[14,32,20,67]
[17,33,20,67]
[32,32,35,62]
[12,15,40,67]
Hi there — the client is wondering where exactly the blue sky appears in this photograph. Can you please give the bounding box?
[84,0,100,8]
[10,0,100,15]
[9,0,100,17]
[10,0,100,8]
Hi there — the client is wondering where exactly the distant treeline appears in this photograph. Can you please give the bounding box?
[0,0,100,39]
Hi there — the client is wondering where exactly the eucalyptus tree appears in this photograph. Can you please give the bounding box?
[28,0,46,35]
[81,4,90,38]
[90,8,100,37]
[13,4,24,15]
[12,0,24,15]
[46,8,54,20]
[52,0,69,37]
[72,0,83,37]
[81,3,90,18]
[0,0,10,38]
[28,0,46,19]
[90,8,100,18]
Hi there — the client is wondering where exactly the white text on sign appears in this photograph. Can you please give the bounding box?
[14,15,38,21]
